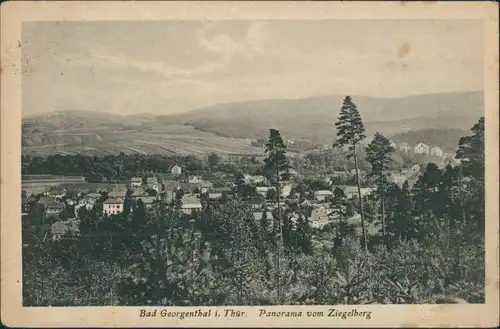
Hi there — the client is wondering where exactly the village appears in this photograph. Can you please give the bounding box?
[21,147,429,243]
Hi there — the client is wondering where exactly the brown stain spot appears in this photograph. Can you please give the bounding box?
[398,41,410,59]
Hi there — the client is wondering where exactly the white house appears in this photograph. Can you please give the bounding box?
[281,183,293,198]
[389,140,397,149]
[313,190,333,201]
[410,164,421,175]
[309,208,330,229]
[399,142,411,153]
[181,194,202,214]
[171,165,182,175]
[188,175,202,184]
[243,173,252,184]
[256,186,275,197]
[131,177,143,187]
[48,188,67,200]
[414,143,430,155]
[249,175,266,184]
[430,146,443,157]
[146,177,158,187]
[343,186,375,199]
[200,182,213,194]
[103,198,124,215]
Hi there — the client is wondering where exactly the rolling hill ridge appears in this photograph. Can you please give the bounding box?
[22,91,483,156]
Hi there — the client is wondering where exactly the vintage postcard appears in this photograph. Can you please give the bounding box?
[1,1,499,327]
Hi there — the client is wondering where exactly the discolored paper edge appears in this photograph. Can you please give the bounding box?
[1,1,498,327]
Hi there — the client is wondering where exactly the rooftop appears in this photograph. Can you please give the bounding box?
[103,197,124,204]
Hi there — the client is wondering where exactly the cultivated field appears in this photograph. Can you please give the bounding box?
[22,124,266,156]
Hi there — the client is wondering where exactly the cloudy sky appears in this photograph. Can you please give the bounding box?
[22,20,483,116]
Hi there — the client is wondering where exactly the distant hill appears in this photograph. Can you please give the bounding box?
[22,91,483,156]
[165,91,483,141]
[390,128,470,153]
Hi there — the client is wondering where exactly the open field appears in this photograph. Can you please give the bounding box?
[22,124,266,156]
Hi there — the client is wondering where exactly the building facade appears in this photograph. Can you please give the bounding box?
[414,143,430,155]
[171,165,182,175]
[430,146,444,157]
[103,198,124,215]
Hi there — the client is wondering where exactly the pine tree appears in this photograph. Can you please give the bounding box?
[295,211,312,254]
[263,128,290,304]
[259,208,272,254]
[386,181,415,240]
[456,117,484,181]
[412,163,443,233]
[333,96,368,251]
[365,133,395,242]
[329,187,352,221]
[281,211,295,251]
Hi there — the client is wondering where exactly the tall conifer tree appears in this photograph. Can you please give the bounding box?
[333,96,368,251]
[366,132,395,242]
[263,128,290,304]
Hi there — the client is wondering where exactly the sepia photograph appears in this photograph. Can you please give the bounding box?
[1,1,499,327]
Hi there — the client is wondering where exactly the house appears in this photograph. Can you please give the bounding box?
[48,188,66,200]
[243,173,252,183]
[414,142,430,155]
[410,164,421,176]
[51,219,80,240]
[85,192,101,200]
[171,165,182,175]
[309,208,330,229]
[103,198,124,215]
[146,177,158,187]
[208,192,223,200]
[200,182,213,194]
[399,142,411,153]
[74,199,95,217]
[181,194,202,214]
[207,187,231,199]
[176,182,201,194]
[344,186,361,199]
[249,175,266,185]
[313,190,333,201]
[247,197,264,209]
[137,196,156,209]
[281,183,293,198]
[389,173,408,187]
[253,210,275,222]
[131,177,143,187]
[430,146,444,157]
[256,186,275,197]
[343,186,375,199]
[331,171,349,178]
[65,199,76,206]
[45,201,66,219]
[36,196,56,212]
[22,196,38,215]
[108,190,127,199]
[188,175,203,184]
[349,169,366,178]
[389,140,397,149]
[288,168,300,178]
[131,188,148,198]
